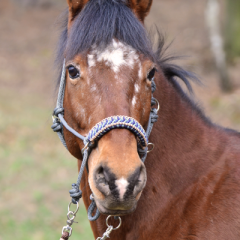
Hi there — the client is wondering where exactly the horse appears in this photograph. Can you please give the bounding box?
[53,0,240,239]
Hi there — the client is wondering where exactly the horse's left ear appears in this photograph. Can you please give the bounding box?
[128,0,153,22]
[66,0,89,22]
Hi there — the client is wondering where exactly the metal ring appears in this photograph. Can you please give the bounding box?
[67,211,76,221]
[81,142,89,154]
[155,99,160,112]
[90,193,94,200]
[106,215,122,230]
[68,201,79,216]
[147,143,154,153]
[62,225,72,237]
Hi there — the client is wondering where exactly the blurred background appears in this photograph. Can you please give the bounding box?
[0,0,239,239]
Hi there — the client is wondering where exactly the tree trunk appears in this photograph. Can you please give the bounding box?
[225,0,240,61]
[205,0,232,92]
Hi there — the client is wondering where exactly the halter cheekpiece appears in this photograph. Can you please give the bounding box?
[51,59,159,227]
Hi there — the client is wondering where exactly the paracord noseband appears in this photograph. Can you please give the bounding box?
[51,60,159,221]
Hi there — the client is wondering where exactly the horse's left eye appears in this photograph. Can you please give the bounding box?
[147,68,156,81]
[68,65,80,79]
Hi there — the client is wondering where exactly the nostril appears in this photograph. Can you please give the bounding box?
[135,167,142,183]
[129,167,141,186]
[96,166,104,180]
[137,166,146,184]
[95,166,109,187]
[96,166,112,184]
[94,166,117,197]
[96,165,118,185]
[103,168,110,183]
[129,166,147,197]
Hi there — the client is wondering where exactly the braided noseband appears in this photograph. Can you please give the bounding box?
[52,60,159,221]
[86,115,148,148]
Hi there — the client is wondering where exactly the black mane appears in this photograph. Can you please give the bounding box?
[56,0,153,83]
[55,0,198,95]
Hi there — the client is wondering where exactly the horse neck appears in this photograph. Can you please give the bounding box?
[146,74,228,201]
[80,74,229,239]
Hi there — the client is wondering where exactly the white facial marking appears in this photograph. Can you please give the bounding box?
[88,116,92,125]
[132,96,136,107]
[138,62,142,79]
[87,54,96,68]
[97,48,124,72]
[115,178,129,200]
[90,84,97,92]
[89,39,140,73]
[134,83,140,93]
[112,39,118,48]
[80,108,85,121]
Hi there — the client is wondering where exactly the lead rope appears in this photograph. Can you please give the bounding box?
[53,60,159,239]
[60,149,100,240]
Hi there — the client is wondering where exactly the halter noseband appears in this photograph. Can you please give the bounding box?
[51,59,159,222]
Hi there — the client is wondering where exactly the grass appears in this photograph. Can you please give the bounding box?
[0,90,94,240]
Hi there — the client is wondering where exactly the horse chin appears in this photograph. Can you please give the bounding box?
[95,200,138,216]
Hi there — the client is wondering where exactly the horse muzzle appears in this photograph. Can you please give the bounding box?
[91,163,147,215]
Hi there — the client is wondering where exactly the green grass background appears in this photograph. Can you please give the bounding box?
[0,90,94,240]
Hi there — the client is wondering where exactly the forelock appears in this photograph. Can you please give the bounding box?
[65,0,153,61]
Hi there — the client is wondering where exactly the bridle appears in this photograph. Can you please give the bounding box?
[52,59,159,238]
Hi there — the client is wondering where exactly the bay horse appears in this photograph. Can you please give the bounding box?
[54,0,240,239]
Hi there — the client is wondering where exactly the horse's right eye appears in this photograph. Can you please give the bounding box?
[147,68,156,81]
[68,65,80,79]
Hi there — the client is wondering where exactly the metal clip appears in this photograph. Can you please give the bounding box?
[96,215,122,240]
[61,201,79,237]
[68,201,79,216]
[96,226,113,240]
[62,225,72,237]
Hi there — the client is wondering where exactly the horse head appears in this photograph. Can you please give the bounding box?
[58,0,156,216]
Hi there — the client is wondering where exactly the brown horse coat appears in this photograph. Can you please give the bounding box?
[80,69,240,239]
[56,0,240,239]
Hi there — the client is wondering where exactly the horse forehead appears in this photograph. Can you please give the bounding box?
[87,40,140,73]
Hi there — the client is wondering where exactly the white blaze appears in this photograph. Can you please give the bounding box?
[115,178,129,200]
[87,54,96,68]
[97,48,125,72]
[87,39,140,73]
[132,96,136,107]
[134,83,140,93]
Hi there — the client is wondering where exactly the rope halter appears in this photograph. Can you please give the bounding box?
[51,59,159,222]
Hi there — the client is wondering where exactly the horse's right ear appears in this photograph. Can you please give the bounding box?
[66,0,153,24]
[66,0,89,23]
[128,0,153,22]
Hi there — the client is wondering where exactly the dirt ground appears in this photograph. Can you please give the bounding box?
[0,0,239,239]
